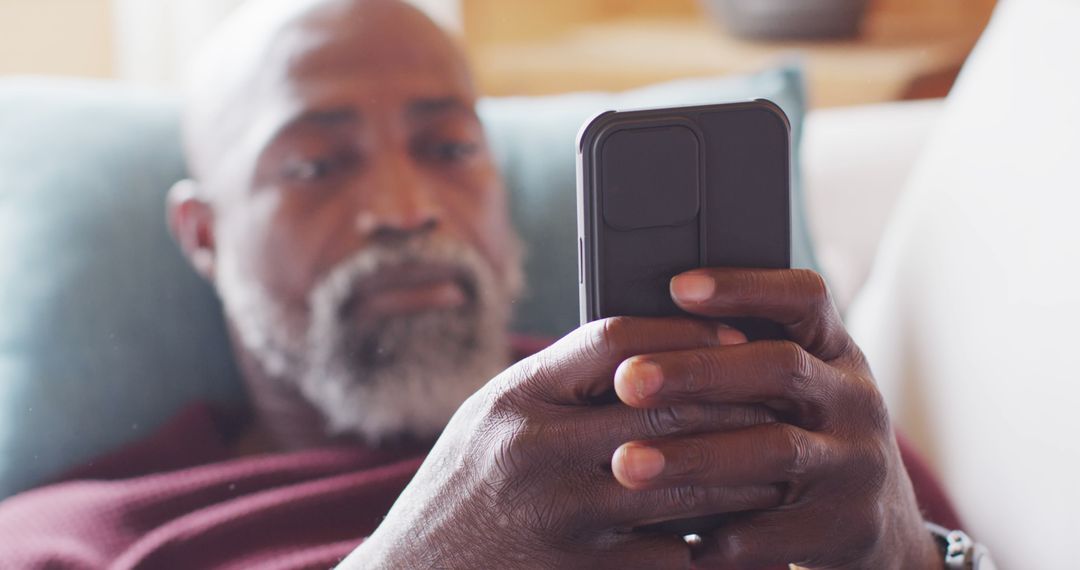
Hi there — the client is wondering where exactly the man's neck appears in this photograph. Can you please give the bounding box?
[231,342,340,454]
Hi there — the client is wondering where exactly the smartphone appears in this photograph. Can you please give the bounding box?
[576,100,792,536]
[576,100,791,337]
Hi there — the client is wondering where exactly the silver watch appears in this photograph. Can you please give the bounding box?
[926,522,997,570]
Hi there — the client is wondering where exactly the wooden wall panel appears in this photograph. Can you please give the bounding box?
[463,0,699,45]
[0,0,113,78]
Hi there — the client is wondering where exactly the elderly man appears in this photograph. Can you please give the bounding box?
[0,0,963,568]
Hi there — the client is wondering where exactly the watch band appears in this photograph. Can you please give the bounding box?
[786,523,995,570]
[926,522,997,570]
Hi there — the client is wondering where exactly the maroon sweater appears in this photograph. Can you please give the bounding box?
[0,341,961,569]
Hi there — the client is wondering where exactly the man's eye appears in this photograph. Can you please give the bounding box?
[424,141,479,163]
[285,158,332,181]
[284,155,349,182]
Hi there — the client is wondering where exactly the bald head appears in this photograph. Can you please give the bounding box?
[183,0,472,187]
[168,0,522,446]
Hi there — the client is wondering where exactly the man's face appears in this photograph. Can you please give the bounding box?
[184,1,522,443]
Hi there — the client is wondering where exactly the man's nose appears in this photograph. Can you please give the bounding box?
[355,157,441,241]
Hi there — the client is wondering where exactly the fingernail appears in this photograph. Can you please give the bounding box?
[617,359,664,401]
[671,274,715,303]
[620,445,666,482]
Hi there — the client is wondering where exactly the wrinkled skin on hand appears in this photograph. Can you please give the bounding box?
[349,317,779,569]
[344,269,942,570]
[611,268,941,570]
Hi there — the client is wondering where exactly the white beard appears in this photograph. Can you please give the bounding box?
[216,235,522,445]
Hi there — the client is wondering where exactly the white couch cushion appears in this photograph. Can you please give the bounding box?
[848,0,1080,566]
[802,99,943,312]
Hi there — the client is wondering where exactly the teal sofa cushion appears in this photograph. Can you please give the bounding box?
[0,65,812,499]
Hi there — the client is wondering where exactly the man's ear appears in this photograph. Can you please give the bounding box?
[167,178,217,283]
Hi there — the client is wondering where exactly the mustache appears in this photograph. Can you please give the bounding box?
[309,237,485,322]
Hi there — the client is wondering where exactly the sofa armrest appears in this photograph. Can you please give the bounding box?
[802,99,945,312]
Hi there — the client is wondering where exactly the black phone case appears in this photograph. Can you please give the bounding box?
[577,100,791,337]
[576,101,792,536]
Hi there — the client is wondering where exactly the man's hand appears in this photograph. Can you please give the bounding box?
[611,268,942,569]
[346,317,782,569]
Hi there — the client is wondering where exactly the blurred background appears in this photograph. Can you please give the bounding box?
[6,2,1080,567]
[1,0,996,106]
